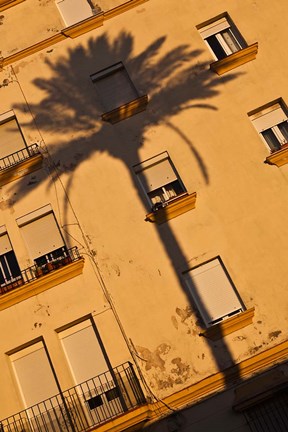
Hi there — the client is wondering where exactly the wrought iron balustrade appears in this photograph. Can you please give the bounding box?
[0,246,81,296]
[0,144,41,171]
[0,362,146,432]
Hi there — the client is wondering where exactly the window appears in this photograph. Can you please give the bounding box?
[198,15,244,61]
[0,112,27,168]
[249,101,288,153]
[58,319,124,422]
[197,14,258,75]
[9,341,59,408]
[134,152,187,211]
[0,227,21,288]
[0,111,42,186]
[17,205,67,267]
[244,390,288,432]
[183,257,244,328]
[91,62,148,123]
[58,319,109,384]
[55,0,94,27]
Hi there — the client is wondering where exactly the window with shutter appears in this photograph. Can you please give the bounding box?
[197,14,257,75]
[198,16,244,61]
[55,0,93,27]
[58,319,109,385]
[183,257,244,327]
[134,152,187,211]
[0,115,26,167]
[91,62,148,123]
[249,101,288,153]
[17,205,66,266]
[10,341,59,408]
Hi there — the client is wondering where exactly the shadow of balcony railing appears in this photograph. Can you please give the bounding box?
[0,246,82,296]
[0,362,146,432]
[0,144,41,171]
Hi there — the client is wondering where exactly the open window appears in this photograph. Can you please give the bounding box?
[197,14,258,75]
[91,62,148,124]
[183,257,254,339]
[17,205,67,268]
[249,100,288,166]
[0,111,42,186]
[0,227,22,291]
[134,152,196,224]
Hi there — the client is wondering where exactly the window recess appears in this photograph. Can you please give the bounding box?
[249,100,288,167]
[0,227,21,289]
[55,0,96,27]
[182,257,253,339]
[9,341,59,408]
[91,62,148,124]
[133,152,197,224]
[197,14,258,75]
[0,112,43,186]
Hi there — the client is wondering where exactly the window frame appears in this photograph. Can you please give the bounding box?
[0,227,21,288]
[133,151,188,211]
[249,101,288,154]
[17,204,67,267]
[182,256,246,329]
[197,14,258,75]
[198,15,245,61]
[90,62,148,124]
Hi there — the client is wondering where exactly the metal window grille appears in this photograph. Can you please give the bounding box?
[244,389,288,432]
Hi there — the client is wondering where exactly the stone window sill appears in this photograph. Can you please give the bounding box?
[0,153,43,187]
[199,307,255,341]
[0,258,84,311]
[210,43,258,76]
[265,145,288,167]
[145,192,197,224]
[101,95,148,124]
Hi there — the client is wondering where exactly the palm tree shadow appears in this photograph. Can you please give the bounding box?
[12,31,243,389]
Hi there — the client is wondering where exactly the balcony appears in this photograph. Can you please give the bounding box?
[0,144,43,187]
[0,362,148,432]
[0,247,84,311]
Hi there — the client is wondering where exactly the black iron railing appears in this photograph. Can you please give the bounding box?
[0,362,146,432]
[0,246,81,296]
[0,144,41,171]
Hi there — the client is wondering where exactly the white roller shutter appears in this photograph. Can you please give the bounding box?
[59,320,109,385]
[0,233,12,255]
[135,153,177,192]
[56,0,92,27]
[252,106,287,132]
[10,342,59,408]
[199,17,230,39]
[20,213,64,260]
[0,118,26,160]
[183,258,243,326]
[92,65,137,112]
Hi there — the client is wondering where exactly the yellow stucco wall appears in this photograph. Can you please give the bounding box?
[0,0,287,421]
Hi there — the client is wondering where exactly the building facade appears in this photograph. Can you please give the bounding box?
[0,1,287,431]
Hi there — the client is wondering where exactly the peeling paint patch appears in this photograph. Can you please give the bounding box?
[269,330,282,341]
[176,306,193,323]
[172,305,197,335]
[171,357,190,379]
[136,344,171,371]
[0,79,9,88]
[171,315,178,330]
[136,344,192,391]
[111,263,120,276]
